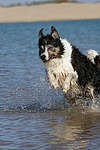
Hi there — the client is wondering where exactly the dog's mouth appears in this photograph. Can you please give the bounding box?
[42,59,49,63]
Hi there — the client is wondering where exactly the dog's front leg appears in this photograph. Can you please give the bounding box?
[48,72,59,89]
[62,73,78,93]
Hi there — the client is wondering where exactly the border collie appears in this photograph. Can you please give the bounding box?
[38,26,100,100]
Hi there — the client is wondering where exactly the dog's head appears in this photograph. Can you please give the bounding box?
[38,26,64,63]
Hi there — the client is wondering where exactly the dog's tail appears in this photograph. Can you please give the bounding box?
[87,49,100,68]
[87,50,100,94]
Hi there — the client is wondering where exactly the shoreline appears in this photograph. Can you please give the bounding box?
[0,3,100,23]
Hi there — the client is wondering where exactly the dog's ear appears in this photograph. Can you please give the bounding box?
[39,28,44,39]
[51,26,60,40]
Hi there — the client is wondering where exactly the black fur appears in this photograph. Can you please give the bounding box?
[71,46,100,94]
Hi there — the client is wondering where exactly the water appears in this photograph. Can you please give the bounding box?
[0,20,100,149]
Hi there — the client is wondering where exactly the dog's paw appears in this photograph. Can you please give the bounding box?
[62,84,70,93]
[51,82,59,89]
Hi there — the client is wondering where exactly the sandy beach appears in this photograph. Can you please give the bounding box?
[0,3,100,23]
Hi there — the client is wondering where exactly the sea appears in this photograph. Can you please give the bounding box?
[0,19,100,150]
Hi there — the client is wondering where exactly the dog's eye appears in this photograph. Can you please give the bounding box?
[40,45,44,50]
[48,47,56,52]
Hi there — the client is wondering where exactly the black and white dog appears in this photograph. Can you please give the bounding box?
[38,26,100,100]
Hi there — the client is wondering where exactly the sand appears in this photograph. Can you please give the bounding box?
[0,3,100,23]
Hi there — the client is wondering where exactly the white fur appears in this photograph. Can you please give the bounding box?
[41,46,49,61]
[87,49,99,63]
[44,39,78,93]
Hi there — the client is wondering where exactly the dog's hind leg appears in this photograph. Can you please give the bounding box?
[85,85,96,104]
[86,85,94,98]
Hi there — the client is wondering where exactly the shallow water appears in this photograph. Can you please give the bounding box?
[0,20,100,149]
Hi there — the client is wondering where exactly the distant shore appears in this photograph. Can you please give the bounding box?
[0,3,100,23]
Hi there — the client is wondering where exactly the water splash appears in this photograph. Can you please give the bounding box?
[3,77,100,113]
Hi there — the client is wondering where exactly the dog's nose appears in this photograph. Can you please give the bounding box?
[41,55,46,62]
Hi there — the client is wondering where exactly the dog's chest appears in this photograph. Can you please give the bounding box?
[45,58,74,84]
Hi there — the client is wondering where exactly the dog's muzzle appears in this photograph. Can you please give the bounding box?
[40,54,47,62]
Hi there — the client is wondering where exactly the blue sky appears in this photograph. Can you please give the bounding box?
[0,0,100,6]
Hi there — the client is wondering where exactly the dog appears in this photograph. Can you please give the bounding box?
[38,26,100,100]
